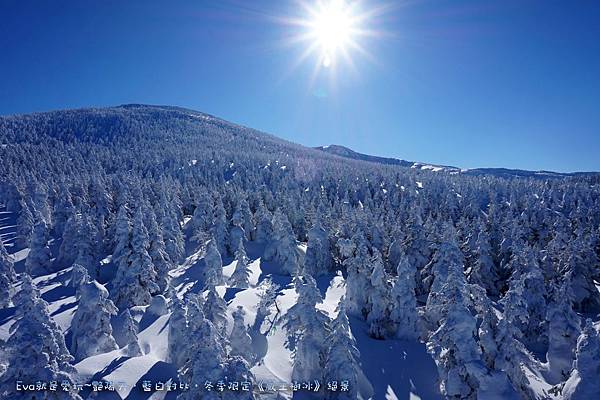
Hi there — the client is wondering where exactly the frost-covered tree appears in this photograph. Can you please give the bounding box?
[563,319,600,400]
[253,202,273,243]
[546,278,581,382]
[230,305,254,364]
[168,296,188,368]
[256,278,280,324]
[145,206,172,293]
[230,240,251,289]
[263,209,301,276]
[71,281,118,360]
[162,207,185,263]
[366,249,392,339]
[466,221,500,297]
[25,218,52,275]
[16,199,34,247]
[285,274,330,382]
[203,238,225,287]
[390,254,419,340]
[120,308,142,357]
[427,289,486,399]
[324,299,365,400]
[112,207,159,309]
[68,263,90,289]
[343,230,371,318]
[177,312,256,400]
[0,240,15,308]
[304,216,333,277]
[212,197,229,256]
[229,202,247,255]
[204,285,228,336]
[1,275,82,399]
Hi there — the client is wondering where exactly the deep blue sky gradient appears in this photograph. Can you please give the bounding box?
[1,0,599,172]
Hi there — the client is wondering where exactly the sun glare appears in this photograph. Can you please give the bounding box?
[310,1,355,66]
[283,0,381,74]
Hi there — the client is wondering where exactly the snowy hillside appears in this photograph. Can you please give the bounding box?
[1,105,599,400]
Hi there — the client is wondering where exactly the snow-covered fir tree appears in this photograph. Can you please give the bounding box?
[230,239,251,289]
[112,207,159,309]
[563,318,600,399]
[230,305,254,364]
[366,248,392,339]
[71,281,118,360]
[389,253,419,340]
[263,209,301,275]
[204,285,228,337]
[24,218,52,275]
[1,275,82,399]
[0,239,15,308]
[120,308,142,357]
[304,216,333,277]
[203,237,225,287]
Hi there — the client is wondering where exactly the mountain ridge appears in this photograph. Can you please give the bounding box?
[315,144,599,179]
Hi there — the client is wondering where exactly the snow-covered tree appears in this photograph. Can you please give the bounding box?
[253,202,273,243]
[427,289,486,399]
[304,216,333,277]
[263,209,301,276]
[162,207,184,263]
[230,240,251,289]
[563,319,600,400]
[112,207,159,309]
[203,238,225,287]
[204,285,228,336]
[546,278,581,382]
[120,308,142,357]
[285,274,330,382]
[25,218,52,275]
[1,275,82,399]
[145,206,172,293]
[168,295,188,368]
[466,221,500,297]
[230,305,254,364]
[0,240,15,308]
[366,249,392,339]
[71,281,118,360]
[324,299,365,400]
[343,230,371,318]
[390,254,419,340]
[16,199,34,247]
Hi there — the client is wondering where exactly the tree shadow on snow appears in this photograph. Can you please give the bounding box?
[126,361,179,400]
[348,316,443,400]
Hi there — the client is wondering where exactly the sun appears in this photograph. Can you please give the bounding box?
[283,0,378,72]
[309,1,355,67]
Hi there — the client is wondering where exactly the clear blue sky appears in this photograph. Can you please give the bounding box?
[1,0,599,172]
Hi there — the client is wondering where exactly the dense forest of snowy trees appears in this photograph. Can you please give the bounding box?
[0,105,599,399]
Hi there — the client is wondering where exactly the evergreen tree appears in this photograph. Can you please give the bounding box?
[204,285,228,336]
[304,216,333,277]
[563,319,600,400]
[264,209,301,276]
[324,299,364,400]
[230,240,251,289]
[203,238,225,287]
[71,281,118,360]
[120,308,142,357]
[230,305,254,364]
[0,239,15,308]
[390,254,419,340]
[112,207,159,309]
[25,218,52,275]
[366,249,392,339]
[1,275,82,399]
